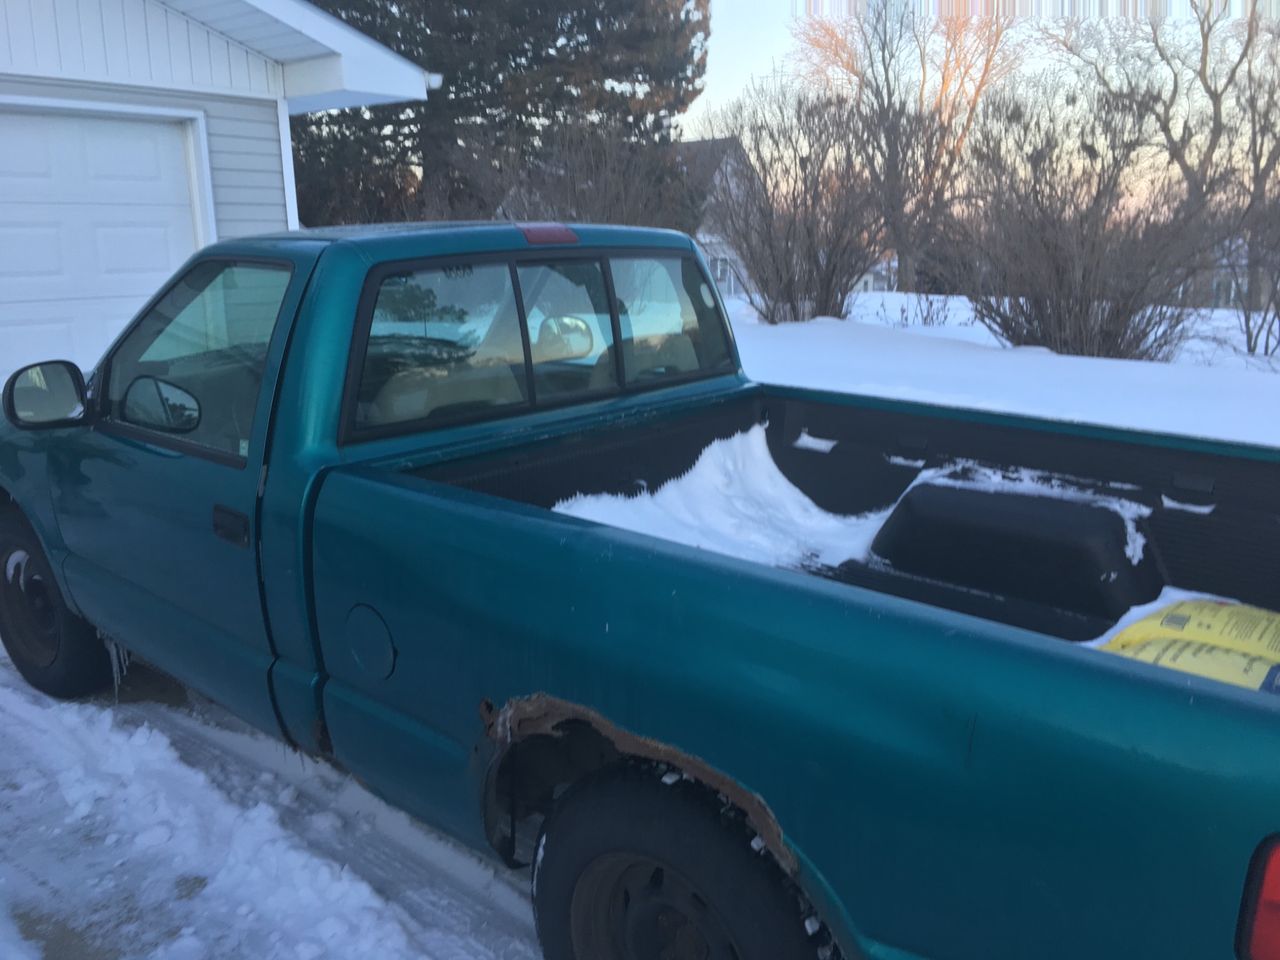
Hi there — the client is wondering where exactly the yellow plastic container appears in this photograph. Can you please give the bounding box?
[1100,600,1280,695]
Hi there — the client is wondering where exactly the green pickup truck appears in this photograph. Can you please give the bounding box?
[2,222,1279,960]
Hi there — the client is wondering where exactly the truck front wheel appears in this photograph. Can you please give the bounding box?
[533,767,821,960]
[0,508,112,699]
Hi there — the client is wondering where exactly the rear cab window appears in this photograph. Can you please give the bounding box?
[357,263,528,429]
[610,256,735,385]
[348,250,736,440]
[518,260,618,401]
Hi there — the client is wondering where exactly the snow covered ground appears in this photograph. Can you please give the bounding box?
[727,293,1280,448]
[0,651,539,960]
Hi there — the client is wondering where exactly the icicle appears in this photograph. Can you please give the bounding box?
[100,634,130,699]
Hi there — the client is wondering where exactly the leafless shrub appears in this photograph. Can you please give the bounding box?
[1050,2,1280,354]
[498,122,699,232]
[876,298,911,328]
[703,77,882,324]
[1224,202,1280,357]
[942,85,1218,360]
[914,294,951,327]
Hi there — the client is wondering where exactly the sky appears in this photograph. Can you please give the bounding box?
[676,0,1235,139]
[679,0,800,138]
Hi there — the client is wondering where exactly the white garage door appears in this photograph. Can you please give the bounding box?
[0,109,201,378]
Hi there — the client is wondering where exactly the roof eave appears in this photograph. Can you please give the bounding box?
[282,52,440,114]
[231,0,438,112]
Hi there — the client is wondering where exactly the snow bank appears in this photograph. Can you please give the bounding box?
[731,313,1280,448]
[554,426,892,568]
[841,291,1278,372]
[0,662,424,960]
[553,427,1155,571]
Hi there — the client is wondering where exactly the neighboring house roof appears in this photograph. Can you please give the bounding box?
[674,137,737,200]
[158,0,440,111]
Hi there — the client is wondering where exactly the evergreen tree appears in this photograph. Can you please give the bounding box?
[293,0,710,223]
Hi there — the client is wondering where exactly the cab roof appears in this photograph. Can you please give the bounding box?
[228,221,697,260]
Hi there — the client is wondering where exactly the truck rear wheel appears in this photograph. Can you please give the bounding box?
[532,767,820,960]
[0,508,112,699]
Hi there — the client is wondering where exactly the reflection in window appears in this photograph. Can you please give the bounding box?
[609,257,735,386]
[357,263,528,428]
[517,261,618,402]
[137,265,290,362]
[106,261,291,457]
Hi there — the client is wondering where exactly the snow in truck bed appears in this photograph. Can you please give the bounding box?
[553,425,1153,571]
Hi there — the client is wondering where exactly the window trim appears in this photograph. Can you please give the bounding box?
[339,247,735,447]
[96,256,296,469]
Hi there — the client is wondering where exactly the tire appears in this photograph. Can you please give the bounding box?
[533,766,820,960]
[0,507,112,699]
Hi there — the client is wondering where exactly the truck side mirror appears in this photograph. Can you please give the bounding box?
[2,361,88,430]
[535,315,596,362]
[122,376,201,434]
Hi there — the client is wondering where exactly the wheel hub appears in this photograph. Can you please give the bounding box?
[572,854,741,960]
[2,548,60,668]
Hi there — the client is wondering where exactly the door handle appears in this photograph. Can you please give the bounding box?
[212,505,250,548]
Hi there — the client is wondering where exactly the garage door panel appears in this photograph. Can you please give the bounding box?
[4,319,77,375]
[4,297,146,372]
[0,202,191,300]
[0,111,194,206]
[0,222,64,278]
[95,223,191,276]
[0,109,201,379]
[0,120,55,180]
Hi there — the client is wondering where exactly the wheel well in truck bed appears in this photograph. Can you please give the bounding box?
[479,693,798,877]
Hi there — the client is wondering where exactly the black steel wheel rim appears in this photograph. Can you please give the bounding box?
[1,547,60,669]
[570,852,742,960]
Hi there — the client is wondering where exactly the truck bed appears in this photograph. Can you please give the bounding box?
[413,385,1280,641]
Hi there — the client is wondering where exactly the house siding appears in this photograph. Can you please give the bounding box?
[0,75,289,238]
[0,0,282,100]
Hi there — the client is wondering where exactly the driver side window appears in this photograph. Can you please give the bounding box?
[106,260,292,460]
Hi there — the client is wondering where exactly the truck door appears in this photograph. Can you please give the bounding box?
[51,254,313,733]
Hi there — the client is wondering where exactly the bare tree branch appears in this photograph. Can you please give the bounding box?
[703,76,882,324]
[793,0,1021,292]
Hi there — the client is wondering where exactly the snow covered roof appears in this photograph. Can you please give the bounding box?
[160,0,441,112]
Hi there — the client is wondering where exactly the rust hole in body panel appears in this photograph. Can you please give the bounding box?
[481,692,798,876]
